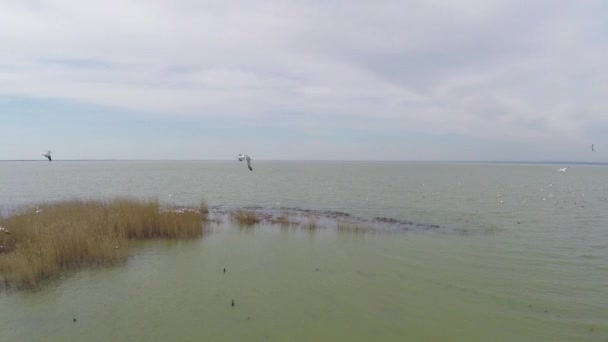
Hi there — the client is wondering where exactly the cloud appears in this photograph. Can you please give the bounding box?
[1,0,607,156]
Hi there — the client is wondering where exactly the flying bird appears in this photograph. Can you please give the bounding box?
[42,151,52,162]
[238,154,253,171]
[555,167,569,173]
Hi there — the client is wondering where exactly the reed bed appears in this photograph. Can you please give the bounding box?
[0,198,208,290]
[268,213,294,227]
[231,210,263,226]
[304,214,321,230]
[336,220,369,234]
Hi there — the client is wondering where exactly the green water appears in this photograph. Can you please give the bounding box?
[0,161,607,341]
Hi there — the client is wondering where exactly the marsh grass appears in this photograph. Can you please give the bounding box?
[231,210,263,226]
[337,220,369,234]
[0,198,208,290]
[199,199,209,215]
[268,213,295,227]
[303,214,320,230]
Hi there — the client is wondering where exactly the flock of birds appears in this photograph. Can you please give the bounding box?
[40,151,256,171]
[39,144,598,173]
[40,152,584,174]
[42,144,595,168]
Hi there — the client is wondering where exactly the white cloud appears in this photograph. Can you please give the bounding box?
[1,0,607,152]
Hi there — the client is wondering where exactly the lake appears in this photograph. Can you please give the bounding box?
[0,161,607,341]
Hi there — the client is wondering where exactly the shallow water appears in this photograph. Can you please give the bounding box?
[1,161,607,341]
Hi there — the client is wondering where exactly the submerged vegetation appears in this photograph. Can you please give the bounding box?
[231,210,263,226]
[0,198,208,289]
[304,214,320,230]
[0,198,456,290]
[336,220,369,233]
[268,213,295,227]
[230,209,314,229]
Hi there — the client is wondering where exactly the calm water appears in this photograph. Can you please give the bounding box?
[0,161,607,341]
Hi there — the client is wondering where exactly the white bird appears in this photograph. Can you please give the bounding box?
[42,150,52,162]
[0,225,10,234]
[238,154,254,171]
[555,167,569,173]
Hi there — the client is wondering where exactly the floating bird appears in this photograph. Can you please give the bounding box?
[0,226,9,234]
[555,167,569,173]
[42,151,52,162]
[238,154,253,171]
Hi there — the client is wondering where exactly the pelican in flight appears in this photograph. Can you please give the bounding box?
[42,151,52,162]
[555,167,569,173]
[238,154,254,171]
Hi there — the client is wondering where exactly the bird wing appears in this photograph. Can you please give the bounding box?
[246,157,252,171]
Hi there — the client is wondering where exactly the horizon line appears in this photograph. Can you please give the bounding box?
[0,159,606,165]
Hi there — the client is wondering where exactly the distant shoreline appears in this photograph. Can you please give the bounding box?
[0,159,606,165]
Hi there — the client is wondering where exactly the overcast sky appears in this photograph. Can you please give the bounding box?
[1,0,607,161]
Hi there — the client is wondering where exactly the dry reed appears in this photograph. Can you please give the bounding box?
[303,214,320,230]
[336,220,368,233]
[268,213,293,226]
[231,210,263,226]
[199,199,209,215]
[0,198,208,290]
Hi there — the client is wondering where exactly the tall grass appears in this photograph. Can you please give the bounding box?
[0,198,208,290]
[336,220,368,234]
[199,199,209,215]
[268,213,294,227]
[231,210,262,226]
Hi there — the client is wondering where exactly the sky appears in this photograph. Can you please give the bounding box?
[1,0,607,161]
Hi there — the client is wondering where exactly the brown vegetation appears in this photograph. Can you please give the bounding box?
[336,220,368,233]
[0,198,208,289]
[268,213,294,226]
[304,214,320,230]
[198,199,209,215]
[231,210,263,226]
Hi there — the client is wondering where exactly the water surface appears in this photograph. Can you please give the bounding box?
[1,161,607,341]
